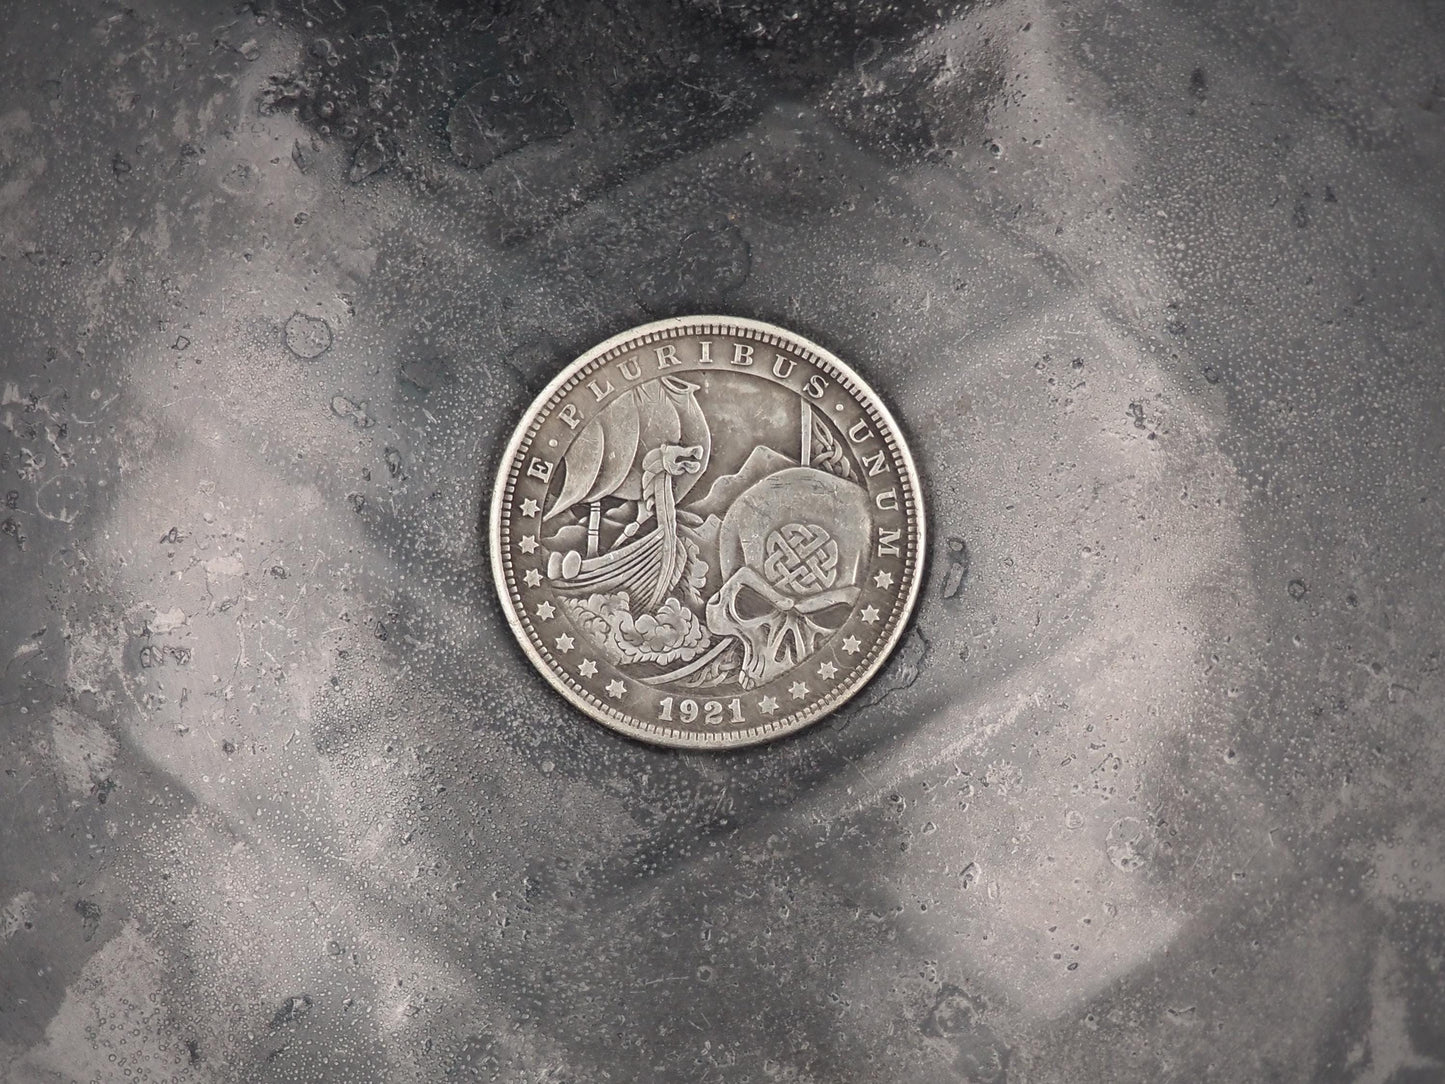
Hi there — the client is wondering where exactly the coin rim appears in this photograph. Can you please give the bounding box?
[489,315,927,750]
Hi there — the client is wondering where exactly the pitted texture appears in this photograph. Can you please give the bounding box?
[0,0,1443,1081]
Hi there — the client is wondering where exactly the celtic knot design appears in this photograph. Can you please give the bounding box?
[763,523,839,594]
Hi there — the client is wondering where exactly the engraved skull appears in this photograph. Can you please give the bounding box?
[706,467,870,689]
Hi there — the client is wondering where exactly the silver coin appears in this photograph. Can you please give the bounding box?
[489,316,926,749]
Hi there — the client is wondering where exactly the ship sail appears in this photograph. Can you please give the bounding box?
[545,375,709,520]
[543,374,712,609]
[543,396,637,522]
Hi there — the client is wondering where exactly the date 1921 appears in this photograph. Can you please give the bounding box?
[658,696,745,727]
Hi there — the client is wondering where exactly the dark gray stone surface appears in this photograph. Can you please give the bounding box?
[1,0,1442,1080]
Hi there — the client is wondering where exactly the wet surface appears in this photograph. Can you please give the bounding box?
[1,0,1443,1080]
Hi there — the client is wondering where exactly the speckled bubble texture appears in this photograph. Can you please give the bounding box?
[0,1,1442,1081]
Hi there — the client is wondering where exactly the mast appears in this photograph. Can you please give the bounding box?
[587,502,601,557]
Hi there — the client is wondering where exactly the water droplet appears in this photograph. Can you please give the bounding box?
[330,396,373,429]
[1106,816,1153,872]
[285,312,333,359]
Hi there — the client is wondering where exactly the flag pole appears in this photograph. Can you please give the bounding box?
[800,395,811,467]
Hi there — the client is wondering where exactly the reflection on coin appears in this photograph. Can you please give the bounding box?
[489,316,926,749]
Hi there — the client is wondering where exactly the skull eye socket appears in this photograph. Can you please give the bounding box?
[807,602,853,631]
[731,583,777,621]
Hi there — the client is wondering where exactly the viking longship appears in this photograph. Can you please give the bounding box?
[543,375,711,611]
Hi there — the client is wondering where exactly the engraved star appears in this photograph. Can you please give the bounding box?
[860,605,881,625]
[522,569,543,588]
[789,681,809,700]
[554,633,575,653]
[817,660,838,681]
[520,498,540,517]
[841,635,863,654]
[517,534,539,554]
[759,695,779,714]
[873,570,894,589]
[578,658,598,678]
[535,600,556,620]
[606,679,626,698]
